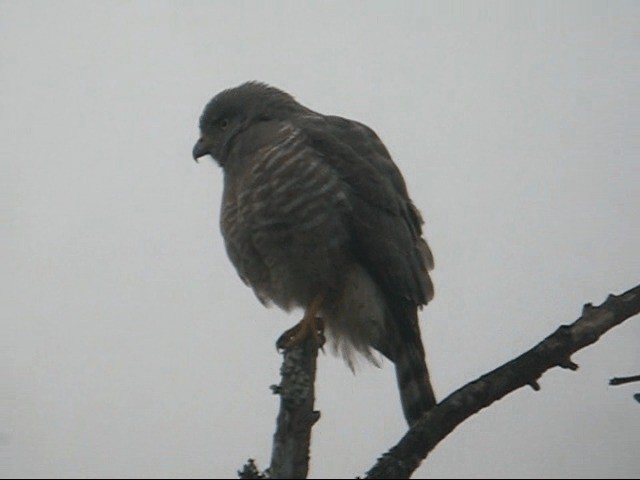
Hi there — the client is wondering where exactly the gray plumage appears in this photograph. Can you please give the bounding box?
[193,81,436,425]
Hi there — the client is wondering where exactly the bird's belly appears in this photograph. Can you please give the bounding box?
[221,177,351,310]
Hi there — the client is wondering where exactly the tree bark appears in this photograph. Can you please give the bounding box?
[267,335,322,479]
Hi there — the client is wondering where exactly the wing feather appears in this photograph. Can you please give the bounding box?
[298,115,434,312]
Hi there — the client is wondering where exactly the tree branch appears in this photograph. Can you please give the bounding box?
[266,335,322,479]
[609,374,640,386]
[238,459,267,479]
[365,283,640,479]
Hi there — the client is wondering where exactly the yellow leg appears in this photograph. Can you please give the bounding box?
[276,292,326,350]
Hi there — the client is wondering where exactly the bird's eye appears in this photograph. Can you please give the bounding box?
[218,118,229,130]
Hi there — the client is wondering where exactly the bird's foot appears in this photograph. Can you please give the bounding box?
[276,315,325,351]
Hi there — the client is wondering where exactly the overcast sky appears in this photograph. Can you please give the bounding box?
[2,1,639,478]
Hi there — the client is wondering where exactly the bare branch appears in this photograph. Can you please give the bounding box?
[609,375,640,386]
[365,283,640,479]
[238,459,267,479]
[267,335,322,479]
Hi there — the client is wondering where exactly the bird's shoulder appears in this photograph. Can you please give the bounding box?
[304,115,412,194]
[286,114,402,215]
[294,113,426,235]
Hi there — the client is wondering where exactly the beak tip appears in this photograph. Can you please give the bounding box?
[192,138,207,163]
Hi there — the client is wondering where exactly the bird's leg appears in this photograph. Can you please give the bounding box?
[276,292,326,351]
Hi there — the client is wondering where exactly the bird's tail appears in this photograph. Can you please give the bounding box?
[394,343,436,426]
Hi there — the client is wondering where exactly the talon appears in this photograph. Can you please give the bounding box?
[276,316,325,350]
[276,292,326,350]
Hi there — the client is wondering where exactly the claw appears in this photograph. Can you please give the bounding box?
[276,316,325,351]
[276,292,326,351]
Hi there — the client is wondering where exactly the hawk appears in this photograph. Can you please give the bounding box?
[193,82,436,425]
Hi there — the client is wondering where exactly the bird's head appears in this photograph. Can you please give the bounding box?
[192,81,303,166]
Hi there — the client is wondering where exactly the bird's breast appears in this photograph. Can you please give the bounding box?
[220,129,352,309]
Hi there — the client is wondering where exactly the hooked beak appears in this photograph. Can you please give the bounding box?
[192,137,209,163]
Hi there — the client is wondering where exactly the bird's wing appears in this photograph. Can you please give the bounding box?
[298,115,434,316]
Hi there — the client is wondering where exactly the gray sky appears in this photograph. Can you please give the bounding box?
[2,1,639,478]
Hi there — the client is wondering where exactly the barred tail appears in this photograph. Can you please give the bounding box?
[394,344,436,426]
